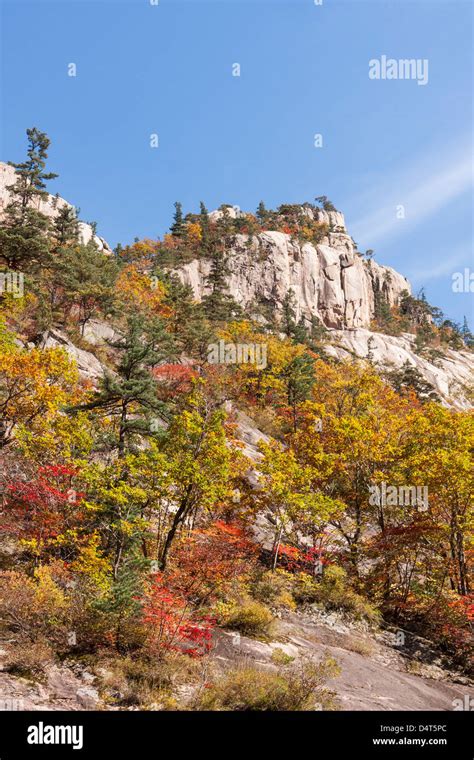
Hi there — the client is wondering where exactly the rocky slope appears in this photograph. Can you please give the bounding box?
[1,608,471,712]
[324,328,474,409]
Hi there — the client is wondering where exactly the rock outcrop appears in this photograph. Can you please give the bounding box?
[213,609,472,711]
[172,206,472,408]
[0,162,112,254]
[40,327,104,381]
[177,210,410,330]
[324,328,474,409]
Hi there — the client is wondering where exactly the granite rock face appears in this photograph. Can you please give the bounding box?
[174,206,472,408]
[0,161,112,254]
[176,209,411,330]
[324,328,474,409]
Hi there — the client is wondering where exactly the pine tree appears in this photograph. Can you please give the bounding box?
[159,272,212,357]
[0,127,57,270]
[256,201,267,223]
[373,289,392,329]
[96,550,148,652]
[198,201,210,256]
[53,204,80,247]
[69,313,174,453]
[50,241,118,334]
[202,242,241,322]
[170,201,185,237]
[293,315,309,344]
[315,196,336,212]
[280,353,316,431]
[7,127,58,215]
[387,360,439,403]
[282,290,297,337]
[461,316,474,348]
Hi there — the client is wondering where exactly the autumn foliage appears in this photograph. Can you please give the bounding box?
[0,130,472,704]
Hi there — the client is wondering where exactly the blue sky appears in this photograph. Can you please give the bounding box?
[1,0,472,325]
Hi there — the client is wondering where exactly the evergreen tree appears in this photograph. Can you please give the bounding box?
[160,271,213,357]
[373,289,392,329]
[0,127,57,270]
[256,200,267,223]
[387,360,439,403]
[202,242,241,322]
[461,316,474,348]
[315,195,336,212]
[53,204,80,247]
[50,241,118,334]
[96,550,148,652]
[292,315,309,344]
[282,289,297,337]
[280,353,316,431]
[199,201,210,254]
[7,127,58,215]
[170,201,185,237]
[69,313,174,453]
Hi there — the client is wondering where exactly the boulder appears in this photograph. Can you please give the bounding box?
[40,328,105,381]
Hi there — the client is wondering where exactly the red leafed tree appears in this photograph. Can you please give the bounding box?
[153,364,197,399]
[1,464,84,554]
[273,543,329,575]
[143,575,214,657]
[143,522,256,657]
[168,521,257,604]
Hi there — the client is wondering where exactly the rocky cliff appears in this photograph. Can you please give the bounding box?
[175,205,472,408]
[178,209,410,330]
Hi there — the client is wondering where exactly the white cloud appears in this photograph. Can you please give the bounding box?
[408,242,471,283]
[347,138,473,248]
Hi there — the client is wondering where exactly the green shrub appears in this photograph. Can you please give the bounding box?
[218,598,274,638]
[271,647,295,666]
[250,569,296,609]
[195,656,340,711]
[293,566,380,623]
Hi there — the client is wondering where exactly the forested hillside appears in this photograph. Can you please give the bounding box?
[0,129,472,711]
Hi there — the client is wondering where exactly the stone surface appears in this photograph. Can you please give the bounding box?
[0,647,103,711]
[213,610,473,712]
[176,227,410,330]
[324,328,474,409]
[82,318,120,347]
[40,327,104,381]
